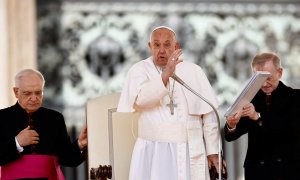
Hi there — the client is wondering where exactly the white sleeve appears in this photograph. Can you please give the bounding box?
[135,76,169,109]
[15,137,24,152]
[117,62,168,112]
[202,111,220,155]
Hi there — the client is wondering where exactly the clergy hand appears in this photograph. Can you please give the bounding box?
[208,154,218,170]
[16,126,39,147]
[240,103,256,119]
[226,111,241,129]
[208,154,227,180]
[161,49,183,85]
[78,125,88,150]
[207,154,227,174]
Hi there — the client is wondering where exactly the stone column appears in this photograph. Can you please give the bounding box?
[0,0,9,108]
[0,0,37,107]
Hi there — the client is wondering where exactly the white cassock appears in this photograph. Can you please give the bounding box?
[117,57,220,180]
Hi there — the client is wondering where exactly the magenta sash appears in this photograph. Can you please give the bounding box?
[1,155,64,180]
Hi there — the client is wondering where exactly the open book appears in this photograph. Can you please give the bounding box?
[224,71,270,117]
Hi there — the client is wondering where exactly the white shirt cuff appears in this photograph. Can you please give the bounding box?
[15,137,24,152]
[226,123,236,132]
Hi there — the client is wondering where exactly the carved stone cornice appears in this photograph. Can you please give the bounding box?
[62,2,300,16]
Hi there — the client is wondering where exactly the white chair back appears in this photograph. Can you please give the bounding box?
[86,93,139,180]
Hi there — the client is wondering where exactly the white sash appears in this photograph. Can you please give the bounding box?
[138,120,187,143]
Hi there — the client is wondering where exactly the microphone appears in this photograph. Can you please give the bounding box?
[171,73,216,109]
[171,73,186,86]
[171,73,224,180]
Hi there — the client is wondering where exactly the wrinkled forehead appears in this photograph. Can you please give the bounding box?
[18,75,44,89]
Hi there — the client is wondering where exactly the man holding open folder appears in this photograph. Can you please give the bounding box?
[224,52,300,180]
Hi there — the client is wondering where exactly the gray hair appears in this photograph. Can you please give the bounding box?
[251,52,282,70]
[14,68,45,88]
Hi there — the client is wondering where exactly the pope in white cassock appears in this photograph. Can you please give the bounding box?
[117,26,222,180]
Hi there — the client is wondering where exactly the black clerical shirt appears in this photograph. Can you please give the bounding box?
[0,102,85,167]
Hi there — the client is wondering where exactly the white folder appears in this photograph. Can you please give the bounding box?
[224,71,270,117]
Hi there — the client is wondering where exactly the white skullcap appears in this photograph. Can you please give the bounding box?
[151,26,176,34]
[149,26,176,41]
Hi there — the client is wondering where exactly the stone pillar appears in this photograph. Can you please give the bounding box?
[0,0,9,108]
[0,0,37,107]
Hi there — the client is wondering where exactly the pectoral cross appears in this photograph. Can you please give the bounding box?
[167,99,177,115]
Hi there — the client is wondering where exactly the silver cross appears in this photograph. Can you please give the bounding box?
[167,99,177,115]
